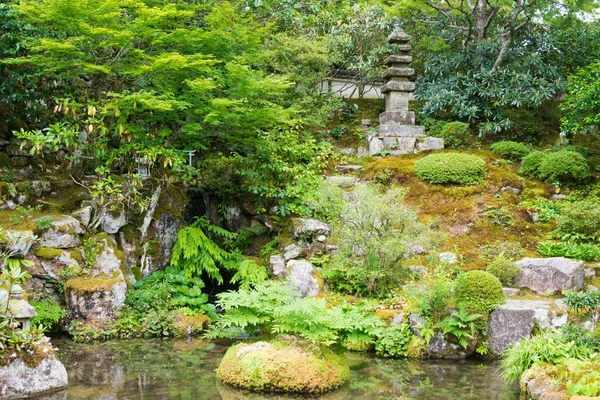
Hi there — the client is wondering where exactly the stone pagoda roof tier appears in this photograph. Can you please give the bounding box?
[386,26,411,43]
[381,81,416,93]
[382,67,415,79]
[384,55,413,65]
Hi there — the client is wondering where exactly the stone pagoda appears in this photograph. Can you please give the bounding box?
[368,25,444,155]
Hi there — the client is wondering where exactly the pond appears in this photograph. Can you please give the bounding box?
[39,338,520,399]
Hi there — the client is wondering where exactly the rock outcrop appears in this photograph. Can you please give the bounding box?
[39,216,84,248]
[64,276,127,321]
[515,257,585,294]
[0,357,68,398]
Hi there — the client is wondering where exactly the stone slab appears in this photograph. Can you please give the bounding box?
[379,125,425,137]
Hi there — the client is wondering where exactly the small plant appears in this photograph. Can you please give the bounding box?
[455,270,505,312]
[519,198,562,222]
[36,218,53,231]
[374,323,413,358]
[554,200,600,243]
[373,168,393,185]
[490,141,531,161]
[480,241,525,261]
[414,153,486,186]
[9,205,41,224]
[439,121,471,148]
[537,241,600,262]
[30,299,68,331]
[484,206,513,227]
[486,254,521,286]
[563,290,600,332]
[330,125,347,140]
[435,306,483,349]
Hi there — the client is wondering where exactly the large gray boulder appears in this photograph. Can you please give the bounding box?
[487,303,535,356]
[274,259,322,297]
[515,257,585,294]
[64,276,127,321]
[101,209,127,234]
[293,219,331,240]
[39,216,84,248]
[0,357,68,398]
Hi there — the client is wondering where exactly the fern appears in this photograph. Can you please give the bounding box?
[170,217,236,282]
[229,258,268,290]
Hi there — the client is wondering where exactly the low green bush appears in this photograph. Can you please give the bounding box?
[490,141,531,161]
[519,151,547,178]
[555,200,600,243]
[486,255,521,286]
[439,121,471,148]
[537,241,600,262]
[538,151,589,184]
[520,150,589,184]
[30,299,68,331]
[414,153,486,186]
[455,270,505,312]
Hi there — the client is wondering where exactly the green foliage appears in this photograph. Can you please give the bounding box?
[486,254,520,286]
[563,290,600,332]
[407,279,455,323]
[435,306,483,349]
[29,299,67,331]
[207,280,385,346]
[170,217,236,282]
[490,141,531,161]
[374,323,413,358]
[520,150,589,184]
[519,151,549,179]
[414,153,486,186]
[35,218,52,231]
[455,271,504,312]
[561,60,600,135]
[520,197,562,222]
[537,241,600,262]
[555,200,600,243]
[300,179,345,223]
[322,184,438,297]
[567,372,600,396]
[501,329,597,383]
[439,121,471,148]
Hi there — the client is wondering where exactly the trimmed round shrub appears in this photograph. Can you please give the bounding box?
[414,153,486,185]
[537,150,589,184]
[490,141,531,161]
[440,121,471,148]
[519,150,547,178]
[455,270,505,312]
[486,255,520,286]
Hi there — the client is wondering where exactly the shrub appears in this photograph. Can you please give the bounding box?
[537,150,589,184]
[519,151,547,179]
[30,299,68,331]
[406,279,455,323]
[374,323,414,358]
[555,200,600,243]
[537,241,600,262]
[490,141,531,161]
[323,184,438,297]
[439,121,471,148]
[455,271,505,312]
[484,206,513,227]
[520,197,562,222]
[486,254,521,286]
[414,153,486,186]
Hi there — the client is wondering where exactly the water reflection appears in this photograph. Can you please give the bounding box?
[39,338,519,400]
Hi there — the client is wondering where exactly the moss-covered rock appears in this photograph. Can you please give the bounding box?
[217,336,350,394]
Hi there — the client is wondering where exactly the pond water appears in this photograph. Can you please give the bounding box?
[39,337,520,399]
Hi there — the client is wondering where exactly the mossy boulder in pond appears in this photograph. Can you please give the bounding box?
[414,153,486,185]
[217,337,350,394]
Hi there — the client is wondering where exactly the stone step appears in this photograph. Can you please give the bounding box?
[334,165,363,172]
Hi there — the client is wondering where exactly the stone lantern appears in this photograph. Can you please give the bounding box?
[1,285,37,331]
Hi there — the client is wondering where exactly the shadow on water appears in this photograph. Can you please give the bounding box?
[38,338,520,400]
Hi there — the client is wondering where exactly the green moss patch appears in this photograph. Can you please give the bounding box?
[217,337,350,394]
[34,247,64,260]
[64,276,120,293]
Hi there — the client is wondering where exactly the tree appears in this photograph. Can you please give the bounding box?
[561,60,600,135]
